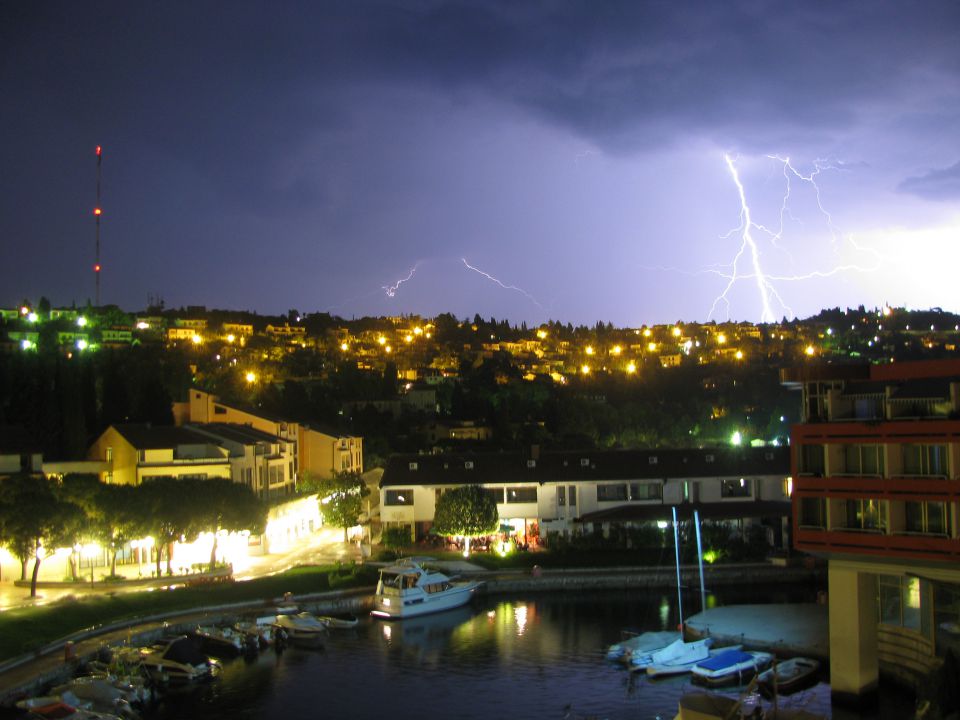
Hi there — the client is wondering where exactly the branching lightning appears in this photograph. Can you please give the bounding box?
[461,258,543,309]
[383,263,420,298]
[706,153,884,322]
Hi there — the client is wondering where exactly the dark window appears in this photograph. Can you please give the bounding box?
[569,486,577,506]
[385,489,414,506]
[597,484,628,502]
[720,478,752,498]
[484,487,505,504]
[902,444,948,477]
[629,483,662,501]
[800,444,825,475]
[905,501,949,535]
[798,498,826,528]
[506,486,537,503]
[557,486,566,506]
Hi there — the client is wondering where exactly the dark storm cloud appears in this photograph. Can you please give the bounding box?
[1,0,958,321]
[899,161,960,200]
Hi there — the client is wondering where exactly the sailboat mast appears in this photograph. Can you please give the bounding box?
[672,506,683,633]
[694,509,707,614]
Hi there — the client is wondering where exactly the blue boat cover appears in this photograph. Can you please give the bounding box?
[696,649,753,671]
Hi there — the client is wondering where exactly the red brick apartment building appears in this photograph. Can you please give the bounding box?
[782,359,960,705]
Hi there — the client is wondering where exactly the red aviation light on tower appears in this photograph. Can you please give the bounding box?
[93,207,102,216]
[96,145,102,156]
[94,264,101,273]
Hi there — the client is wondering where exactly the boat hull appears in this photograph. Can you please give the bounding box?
[690,650,773,688]
[372,581,480,619]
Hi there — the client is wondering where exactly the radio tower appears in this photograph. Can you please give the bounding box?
[93,145,103,307]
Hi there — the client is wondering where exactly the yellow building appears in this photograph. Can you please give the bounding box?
[88,424,232,486]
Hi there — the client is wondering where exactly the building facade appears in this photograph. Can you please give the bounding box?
[782,359,960,705]
[379,446,791,548]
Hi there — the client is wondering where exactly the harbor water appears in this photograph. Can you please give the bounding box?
[147,587,914,720]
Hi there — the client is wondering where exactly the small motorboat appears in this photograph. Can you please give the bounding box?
[690,649,773,687]
[629,637,712,674]
[273,612,327,647]
[371,558,482,619]
[606,630,679,665]
[757,656,821,697]
[646,642,749,678]
[188,625,250,657]
[318,614,359,630]
[138,635,215,684]
[234,616,284,648]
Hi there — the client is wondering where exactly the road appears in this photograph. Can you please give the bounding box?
[0,527,362,611]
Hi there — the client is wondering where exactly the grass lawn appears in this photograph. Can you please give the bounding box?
[0,564,379,662]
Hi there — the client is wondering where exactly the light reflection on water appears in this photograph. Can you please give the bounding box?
[148,588,914,720]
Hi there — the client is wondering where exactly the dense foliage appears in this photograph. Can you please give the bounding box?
[0,474,266,596]
[432,484,499,542]
[300,471,369,541]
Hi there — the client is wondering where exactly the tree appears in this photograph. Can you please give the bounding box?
[0,475,84,596]
[432,484,499,557]
[304,471,369,542]
[140,477,194,576]
[189,479,266,572]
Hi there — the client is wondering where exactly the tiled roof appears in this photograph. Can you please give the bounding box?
[193,422,281,444]
[112,423,212,449]
[381,446,790,487]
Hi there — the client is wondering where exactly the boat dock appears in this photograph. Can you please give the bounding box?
[685,603,829,661]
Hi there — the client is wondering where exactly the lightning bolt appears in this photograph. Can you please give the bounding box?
[705,153,884,322]
[383,263,420,298]
[461,258,544,309]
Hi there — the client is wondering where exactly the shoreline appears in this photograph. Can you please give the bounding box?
[0,562,824,706]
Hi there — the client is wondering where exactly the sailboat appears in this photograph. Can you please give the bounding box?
[627,508,715,671]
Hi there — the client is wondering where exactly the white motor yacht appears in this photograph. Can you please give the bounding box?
[371,557,482,619]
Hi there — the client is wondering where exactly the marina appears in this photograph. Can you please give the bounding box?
[1,587,914,720]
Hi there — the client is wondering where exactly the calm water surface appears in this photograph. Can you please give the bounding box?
[150,587,914,720]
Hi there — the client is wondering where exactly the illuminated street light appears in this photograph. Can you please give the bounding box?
[77,316,88,327]
[413,326,424,336]
[536,329,547,340]
[626,361,637,374]
[340,342,349,352]
[805,345,816,356]
[585,345,594,355]
[226,334,236,343]
[735,350,744,360]
[191,334,202,345]
[717,333,727,344]
[580,364,591,375]
[611,345,622,355]
[377,336,387,346]
[27,312,38,323]
[647,342,657,352]
[731,431,743,446]
[672,327,681,337]
[76,339,88,351]
[245,371,257,384]
[136,321,149,330]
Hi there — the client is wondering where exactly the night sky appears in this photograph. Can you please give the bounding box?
[2,1,959,326]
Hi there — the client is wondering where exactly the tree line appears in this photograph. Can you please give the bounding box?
[0,474,265,597]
